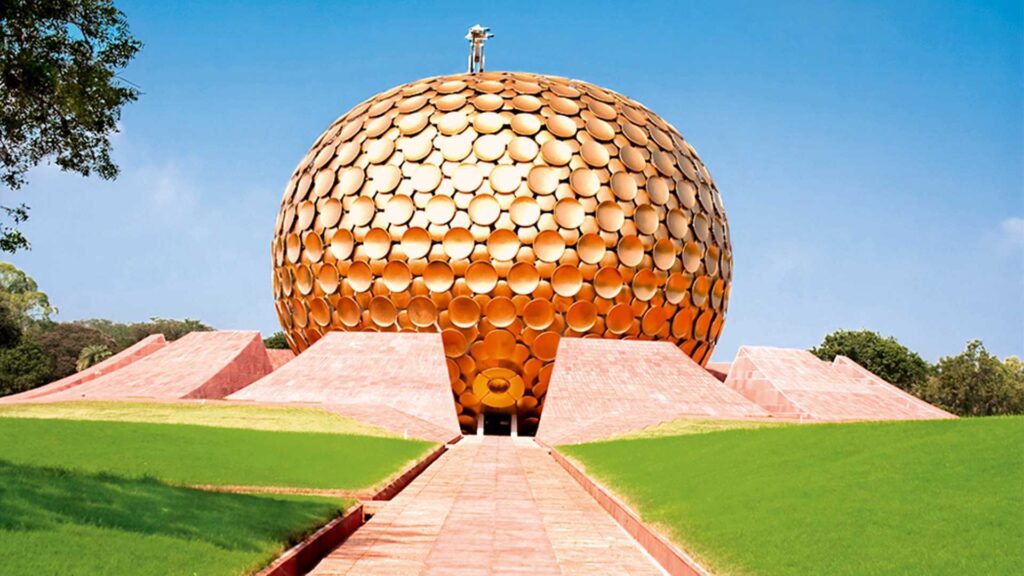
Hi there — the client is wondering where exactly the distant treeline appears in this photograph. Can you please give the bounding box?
[0,262,211,396]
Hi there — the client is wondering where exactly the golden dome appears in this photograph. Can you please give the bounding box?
[272,71,732,434]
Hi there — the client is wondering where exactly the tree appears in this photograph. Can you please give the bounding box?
[263,331,289,349]
[811,329,930,392]
[34,322,114,379]
[76,316,211,350]
[132,317,210,343]
[0,339,52,395]
[76,343,111,371]
[1,0,142,251]
[915,341,1024,416]
[0,299,20,347]
[0,261,55,327]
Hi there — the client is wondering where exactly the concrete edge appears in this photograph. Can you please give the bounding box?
[257,503,364,576]
[548,448,714,576]
[369,442,448,500]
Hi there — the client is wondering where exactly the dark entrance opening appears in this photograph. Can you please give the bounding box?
[482,411,513,436]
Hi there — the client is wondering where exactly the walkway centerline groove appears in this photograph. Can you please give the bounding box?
[309,436,665,576]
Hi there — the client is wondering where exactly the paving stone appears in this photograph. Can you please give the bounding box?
[309,437,664,576]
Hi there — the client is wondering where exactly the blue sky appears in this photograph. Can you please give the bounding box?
[6,0,1022,361]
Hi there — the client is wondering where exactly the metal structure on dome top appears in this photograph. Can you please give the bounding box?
[466,24,493,73]
[272,34,732,435]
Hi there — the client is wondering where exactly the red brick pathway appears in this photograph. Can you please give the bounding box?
[310,436,664,576]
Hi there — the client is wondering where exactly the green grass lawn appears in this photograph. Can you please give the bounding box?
[0,417,434,490]
[1,459,350,576]
[609,416,790,440]
[0,400,395,437]
[0,405,439,575]
[562,417,1024,576]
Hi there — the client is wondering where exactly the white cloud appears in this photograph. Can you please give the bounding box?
[1001,217,1024,251]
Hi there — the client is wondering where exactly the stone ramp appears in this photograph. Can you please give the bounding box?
[724,346,955,421]
[0,334,167,403]
[229,332,461,443]
[265,348,296,370]
[41,331,272,401]
[309,436,664,576]
[704,361,731,382]
[536,339,770,446]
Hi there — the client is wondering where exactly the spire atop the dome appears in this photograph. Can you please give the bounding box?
[466,24,493,74]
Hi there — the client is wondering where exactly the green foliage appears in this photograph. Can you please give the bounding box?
[1,0,142,252]
[812,329,929,391]
[0,299,21,348]
[915,340,1024,416]
[75,316,212,350]
[0,339,51,395]
[75,343,111,371]
[563,417,1024,576]
[263,331,289,349]
[0,262,55,327]
[33,322,114,380]
[0,263,218,396]
[0,204,28,252]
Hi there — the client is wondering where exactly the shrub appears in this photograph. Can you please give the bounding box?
[263,331,290,350]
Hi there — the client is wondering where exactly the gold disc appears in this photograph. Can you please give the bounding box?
[487,229,521,261]
[508,262,540,295]
[449,296,482,328]
[485,297,517,328]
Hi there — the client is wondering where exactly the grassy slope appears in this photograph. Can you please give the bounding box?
[562,417,1024,576]
[609,417,789,440]
[0,400,394,437]
[0,417,434,490]
[1,460,349,576]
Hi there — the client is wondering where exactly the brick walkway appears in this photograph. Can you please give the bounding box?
[310,436,664,576]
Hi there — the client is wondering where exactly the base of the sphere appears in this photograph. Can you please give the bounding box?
[6,330,957,446]
[14,331,273,402]
[228,331,463,443]
[535,338,772,446]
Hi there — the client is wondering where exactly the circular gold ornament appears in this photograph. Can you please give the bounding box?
[272,72,732,434]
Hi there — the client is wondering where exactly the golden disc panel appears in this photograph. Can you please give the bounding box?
[487,229,521,261]
[273,71,732,434]
[485,296,517,327]
[449,296,481,328]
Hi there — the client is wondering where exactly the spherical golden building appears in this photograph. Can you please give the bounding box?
[272,71,732,434]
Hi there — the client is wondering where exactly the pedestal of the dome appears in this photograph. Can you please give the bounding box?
[536,338,769,446]
[723,347,956,421]
[36,331,273,401]
[228,331,461,442]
